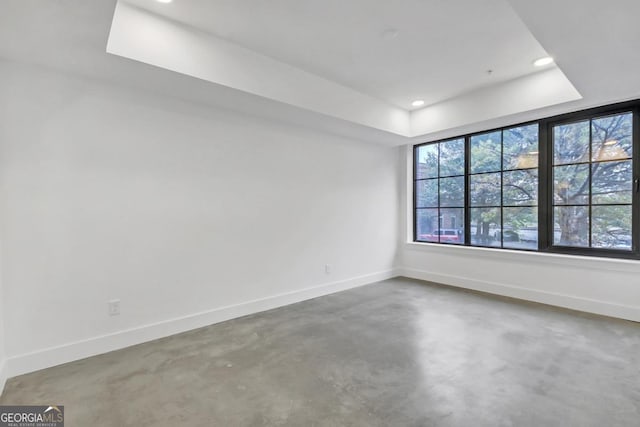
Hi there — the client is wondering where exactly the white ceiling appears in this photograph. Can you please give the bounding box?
[1,0,640,145]
[126,0,551,110]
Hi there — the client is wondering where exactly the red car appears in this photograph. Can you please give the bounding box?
[419,229,461,242]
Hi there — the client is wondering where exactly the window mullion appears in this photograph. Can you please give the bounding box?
[633,107,640,254]
[588,119,593,248]
[539,121,550,250]
[464,136,470,246]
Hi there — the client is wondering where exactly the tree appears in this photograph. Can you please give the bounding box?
[553,113,632,247]
[469,125,538,246]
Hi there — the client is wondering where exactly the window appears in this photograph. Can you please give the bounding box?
[413,101,639,259]
[469,124,539,249]
[415,138,465,244]
[551,112,633,250]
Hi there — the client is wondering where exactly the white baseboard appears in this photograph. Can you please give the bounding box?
[399,267,640,322]
[6,269,399,379]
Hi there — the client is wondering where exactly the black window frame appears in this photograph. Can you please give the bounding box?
[466,123,540,250]
[413,99,640,260]
[414,138,466,245]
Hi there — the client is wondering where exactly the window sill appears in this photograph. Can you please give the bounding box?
[404,241,640,273]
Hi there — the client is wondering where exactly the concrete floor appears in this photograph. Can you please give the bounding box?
[2,278,639,426]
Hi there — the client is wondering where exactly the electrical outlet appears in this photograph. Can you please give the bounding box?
[108,299,120,316]
[325,264,332,274]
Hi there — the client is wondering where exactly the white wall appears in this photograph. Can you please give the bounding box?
[397,146,640,322]
[0,61,400,376]
[0,268,5,393]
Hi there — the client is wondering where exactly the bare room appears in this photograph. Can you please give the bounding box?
[0,1,638,426]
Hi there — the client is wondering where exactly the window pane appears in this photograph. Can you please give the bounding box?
[503,169,538,206]
[439,176,465,207]
[502,207,538,250]
[554,121,589,165]
[592,113,632,162]
[470,172,501,207]
[415,144,438,179]
[592,160,633,204]
[503,124,539,170]
[439,138,465,177]
[470,208,500,247]
[440,208,465,244]
[553,164,589,205]
[416,179,438,208]
[471,131,501,173]
[592,205,632,250]
[554,206,589,247]
[416,209,439,242]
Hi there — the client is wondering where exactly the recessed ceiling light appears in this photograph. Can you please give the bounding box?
[533,56,554,67]
[156,0,173,3]
[411,100,425,107]
[604,140,618,146]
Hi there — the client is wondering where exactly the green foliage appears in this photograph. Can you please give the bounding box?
[470,131,501,173]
